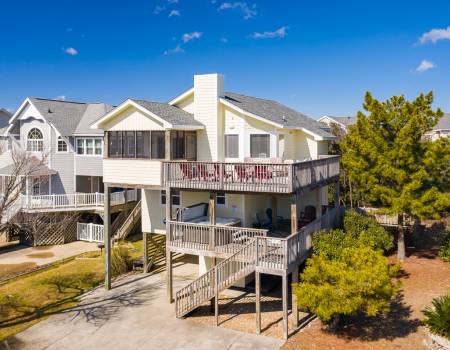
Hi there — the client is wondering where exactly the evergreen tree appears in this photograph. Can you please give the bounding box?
[341,92,450,260]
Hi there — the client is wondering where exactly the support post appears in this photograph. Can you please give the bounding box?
[214,266,219,326]
[334,180,340,208]
[209,192,217,250]
[315,187,322,219]
[256,271,261,334]
[291,195,298,235]
[143,233,148,273]
[104,184,111,290]
[271,195,278,229]
[166,187,173,303]
[165,130,171,160]
[282,273,289,340]
[292,266,299,328]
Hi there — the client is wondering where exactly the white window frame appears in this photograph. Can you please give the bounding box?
[250,133,271,158]
[160,189,181,208]
[216,192,226,207]
[27,128,44,152]
[75,138,103,156]
[56,136,68,153]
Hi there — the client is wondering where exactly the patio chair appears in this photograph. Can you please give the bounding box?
[234,164,252,182]
[197,163,210,181]
[179,163,194,180]
[254,165,273,182]
[299,205,317,227]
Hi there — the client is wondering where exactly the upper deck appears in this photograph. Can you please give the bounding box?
[162,155,339,194]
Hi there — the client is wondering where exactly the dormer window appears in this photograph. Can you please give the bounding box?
[57,136,68,152]
[27,128,43,152]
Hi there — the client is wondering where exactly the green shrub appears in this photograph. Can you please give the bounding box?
[111,245,133,277]
[423,295,450,339]
[312,229,355,259]
[343,210,394,252]
[294,246,399,325]
[438,232,450,262]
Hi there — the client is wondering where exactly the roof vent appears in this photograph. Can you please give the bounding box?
[48,108,52,113]
[282,115,287,123]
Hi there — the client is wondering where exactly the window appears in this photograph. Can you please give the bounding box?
[27,128,43,151]
[225,134,239,158]
[76,138,103,156]
[57,137,68,152]
[250,134,270,158]
[107,131,150,159]
[161,189,180,206]
[95,139,102,155]
[216,192,226,206]
[171,131,196,160]
[151,131,165,159]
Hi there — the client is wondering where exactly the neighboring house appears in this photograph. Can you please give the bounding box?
[0,108,12,152]
[1,97,113,196]
[0,98,138,245]
[92,73,342,339]
[318,115,356,132]
[426,113,450,140]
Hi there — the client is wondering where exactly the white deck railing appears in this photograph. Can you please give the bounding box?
[163,155,339,194]
[20,189,138,211]
[77,222,104,243]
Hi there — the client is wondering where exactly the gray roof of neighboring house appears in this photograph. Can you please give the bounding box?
[0,108,12,129]
[28,98,113,136]
[222,92,334,139]
[0,157,56,176]
[435,113,450,130]
[131,99,203,126]
[326,116,357,127]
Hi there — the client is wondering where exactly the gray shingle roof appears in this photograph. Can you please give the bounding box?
[435,113,450,130]
[0,108,12,129]
[131,99,203,127]
[29,98,113,136]
[328,116,357,127]
[223,92,334,139]
[0,157,56,176]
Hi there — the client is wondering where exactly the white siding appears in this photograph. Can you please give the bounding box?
[194,74,224,161]
[103,159,162,186]
[75,156,103,176]
[102,106,165,131]
[175,95,195,114]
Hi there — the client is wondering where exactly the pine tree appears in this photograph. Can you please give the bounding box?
[341,92,450,260]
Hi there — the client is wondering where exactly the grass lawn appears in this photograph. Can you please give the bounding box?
[0,239,143,341]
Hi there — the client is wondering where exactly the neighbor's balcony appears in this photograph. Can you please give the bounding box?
[162,155,339,194]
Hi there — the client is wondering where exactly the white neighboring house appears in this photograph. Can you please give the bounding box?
[92,73,342,339]
[318,115,356,132]
[426,113,450,140]
[0,108,13,152]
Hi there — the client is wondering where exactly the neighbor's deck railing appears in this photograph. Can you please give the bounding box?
[77,222,104,242]
[20,189,138,211]
[163,155,339,193]
[166,220,267,255]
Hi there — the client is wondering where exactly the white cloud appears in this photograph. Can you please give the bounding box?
[419,26,450,44]
[169,10,180,17]
[220,37,228,43]
[164,44,184,55]
[167,0,178,3]
[154,5,165,14]
[64,47,78,55]
[218,2,257,20]
[415,59,437,73]
[182,31,202,43]
[54,95,66,101]
[250,26,287,39]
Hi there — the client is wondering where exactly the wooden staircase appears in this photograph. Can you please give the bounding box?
[113,200,141,241]
[175,239,257,318]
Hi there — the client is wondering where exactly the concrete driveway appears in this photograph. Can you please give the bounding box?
[1,257,283,350]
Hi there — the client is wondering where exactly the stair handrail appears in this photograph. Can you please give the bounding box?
[115,200,142,240]
[175,238,257,318]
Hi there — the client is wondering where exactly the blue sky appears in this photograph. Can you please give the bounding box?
[1,0,450,118]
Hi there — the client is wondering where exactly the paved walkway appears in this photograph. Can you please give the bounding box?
[1,258,283,350]
[0,241,99,266]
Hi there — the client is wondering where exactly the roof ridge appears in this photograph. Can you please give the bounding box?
[30,97,103,105]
